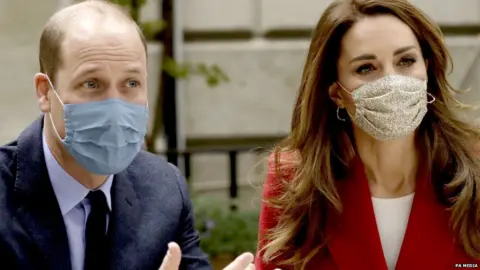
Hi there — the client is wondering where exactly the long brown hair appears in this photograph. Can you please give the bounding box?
[261,0,480,268]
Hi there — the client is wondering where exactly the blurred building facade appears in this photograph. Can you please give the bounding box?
[1,0,480,193]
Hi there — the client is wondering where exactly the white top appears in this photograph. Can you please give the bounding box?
[372,193,414,270]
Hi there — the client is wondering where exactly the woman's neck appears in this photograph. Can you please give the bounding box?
[353,128,418,198]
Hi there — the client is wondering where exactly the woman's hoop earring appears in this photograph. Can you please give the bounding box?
[337,107,346,121]
[427,93,436,104]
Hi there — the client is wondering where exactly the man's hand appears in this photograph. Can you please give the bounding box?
[222,252,255,270]
[159,242,257,270]
[159,242,182,270]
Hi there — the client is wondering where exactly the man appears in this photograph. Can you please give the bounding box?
[0,1,254,269]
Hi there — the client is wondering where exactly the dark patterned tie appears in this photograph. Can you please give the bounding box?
[84,190,109,270]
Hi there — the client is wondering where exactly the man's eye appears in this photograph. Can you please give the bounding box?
[82,81,98,89]
[126,80,140,88]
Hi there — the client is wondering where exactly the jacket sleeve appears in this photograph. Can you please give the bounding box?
[170,164,213,270]
[254,154,292,270]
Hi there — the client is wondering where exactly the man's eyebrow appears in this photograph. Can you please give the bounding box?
[73,66,146,78]
[124,67,144,74]
[74,66,101,78]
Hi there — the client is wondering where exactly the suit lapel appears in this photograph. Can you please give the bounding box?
[325,157,388,270]
[14,116,71,270]
[395,169,455,270]
[107,170,141,269]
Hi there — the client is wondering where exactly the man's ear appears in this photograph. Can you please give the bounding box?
[328,82,344,108]
[34,73,52,113]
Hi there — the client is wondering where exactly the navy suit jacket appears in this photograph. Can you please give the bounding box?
[0,117,212,270]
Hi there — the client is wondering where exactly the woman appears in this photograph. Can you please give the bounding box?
[254,0,480,269]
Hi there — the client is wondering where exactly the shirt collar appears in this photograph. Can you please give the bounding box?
[42,131,113,216]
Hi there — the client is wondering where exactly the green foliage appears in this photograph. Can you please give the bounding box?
[139,20,167,40]
[163,58,230,87]
[193,197,260,258]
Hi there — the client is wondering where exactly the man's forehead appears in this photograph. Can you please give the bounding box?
[65,16,138,44]
[42,1,147,77]
[51,1,139,46]
[60,19,146,64]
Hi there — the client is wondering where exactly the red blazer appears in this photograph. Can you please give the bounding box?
[255,156,480,270]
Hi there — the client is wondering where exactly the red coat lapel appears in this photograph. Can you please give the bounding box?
[325,157,458,270]
[325,157,387,270]
[395,167,455,270]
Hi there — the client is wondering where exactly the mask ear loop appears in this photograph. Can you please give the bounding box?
[46,76,66,141]
[427,92,436,104]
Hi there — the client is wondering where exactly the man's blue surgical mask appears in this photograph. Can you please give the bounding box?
[47,77,148,175]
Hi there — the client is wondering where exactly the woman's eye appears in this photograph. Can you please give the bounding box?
[399,57,416,67]
[126,80,140,88]
[356,64,375,75]
[82,81,98,89]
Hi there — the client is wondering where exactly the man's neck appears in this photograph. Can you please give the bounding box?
[44,119,108,189]
[354,128,418,198]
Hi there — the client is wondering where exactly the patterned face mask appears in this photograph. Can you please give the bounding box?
[338,74,434,141]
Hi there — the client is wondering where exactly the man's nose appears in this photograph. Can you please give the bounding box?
[106,87,122,99]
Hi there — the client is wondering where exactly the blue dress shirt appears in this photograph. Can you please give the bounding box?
[42,133,113,270]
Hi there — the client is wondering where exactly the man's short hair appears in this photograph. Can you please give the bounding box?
[39,0,147,86]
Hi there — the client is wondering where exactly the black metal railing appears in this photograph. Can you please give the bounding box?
[156,142,279,210]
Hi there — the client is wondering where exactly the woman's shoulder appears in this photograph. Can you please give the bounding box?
[264,150,299,197]
[267,150,299,178]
